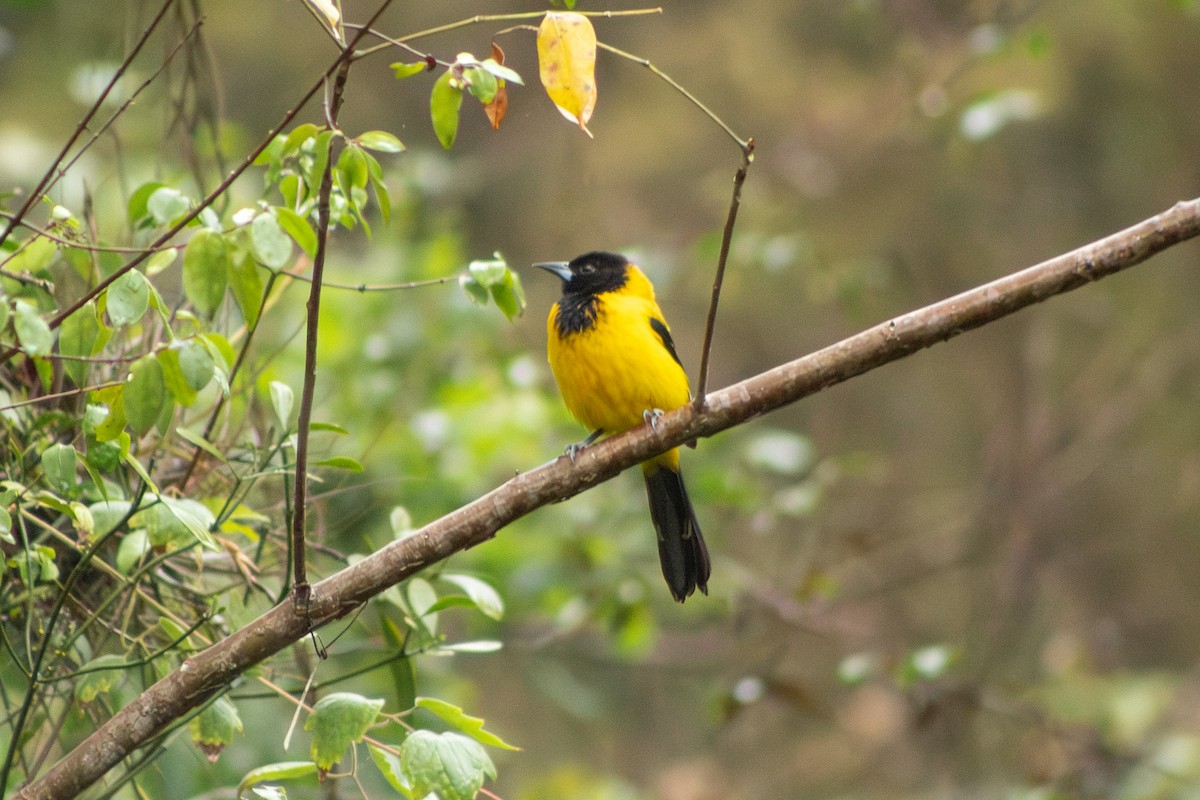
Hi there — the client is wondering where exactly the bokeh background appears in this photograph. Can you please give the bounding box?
[2,0,1200,797]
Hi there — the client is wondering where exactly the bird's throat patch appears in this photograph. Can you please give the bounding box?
[555,292,602,336]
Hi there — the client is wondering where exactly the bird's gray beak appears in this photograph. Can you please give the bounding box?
[534,261,572,282]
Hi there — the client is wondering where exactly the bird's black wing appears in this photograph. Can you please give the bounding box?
[648,316,684,369]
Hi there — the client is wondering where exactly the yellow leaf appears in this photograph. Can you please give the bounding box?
[537,12,597,136]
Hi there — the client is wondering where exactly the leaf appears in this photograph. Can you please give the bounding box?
[115,527,150,574]
[146,186,190,226]
[459,274,488,306]
[537,12,597,134]
[124,355,166,436]
[381,620,417,711]
[269,381,294,429]
[303,0,341,40]
[400,730,496,800]
[6,236,58,276]
[228,251,265,326]
[237,761,318,795]
[489,269,525,321]
[0,507,12,545]
[368,743,409,794]
[127,181,166,225]
[13,300,53,356]
[250,212,293,270]
[106,269,151,327]
[176,427,229,466]
[74,654,129,702]
[463,65,498,104]
[336,144,369,193]
[158,348,197,407]
[356,130,405,153]
[430,70,464,150]
[315,456,363,472]
[391,61,428,79]
[310,421,348,434]
[183,229,230,317]
[178,338,216,391]
[144,247,178,276]
[273,206,318,258]
[437,573,504,621]
[190,696,243,762]
[59,301,101,386]
[416,697,519,751]
[305,692,385,772]
[40,443,77,495]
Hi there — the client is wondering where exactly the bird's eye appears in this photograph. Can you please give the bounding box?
[578,263,596,275]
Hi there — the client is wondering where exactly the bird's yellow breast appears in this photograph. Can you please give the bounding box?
[546,272,691,438]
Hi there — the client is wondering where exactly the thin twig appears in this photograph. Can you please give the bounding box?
[290,55,354,604]
[694,140,754,406]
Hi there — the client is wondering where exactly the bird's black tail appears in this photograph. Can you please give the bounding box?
[643,463,711,602]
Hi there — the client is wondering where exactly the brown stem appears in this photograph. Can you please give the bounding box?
[694,138,754,406]
[291,56,353,603]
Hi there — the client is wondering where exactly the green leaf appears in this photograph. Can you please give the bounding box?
[8,545,58,585]
[430,70,464,149]
[6,237,57,276]
[400,730,496,800]
[144,247,178,276]
[381,620,417,711]
[158,348,196,406]
[124,355,166,436]
[310,421,348,434]
[368,742,410,794]
[437,573,505,621]
[135,495,216,549]
[178,338,216,391]
[305,692,385,772]
[128,181,166,225]
[40,443,77,495]
[147,186,191,226]
[190,696,243,758]
[74,654,129,702]
[315,456,363,472]
[237,761,318,795]
[489,269,525,321]
[463,65,499,104]
[364,152,391,222]
[480,58,523,86]
[228,251,265,326]
[467,257,507,287]
[390,61,428,79]
[115,527,150,574]
[337,144,369,194]
[459,274,489,306]
[176,427,229,466]
[416,697,519,750]
[303,130,335,199]
[106,269,151,327]
[59,301,101,386]
[182,229,230,317]
[13,300,53,356]
[250,212,293,270]
[283,122,322,155]
[0,507,12,545]
[273,206,318,258]
[269,381,294,429]
[356,130,405,153]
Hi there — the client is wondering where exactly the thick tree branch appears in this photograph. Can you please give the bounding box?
[17,198,1200,799]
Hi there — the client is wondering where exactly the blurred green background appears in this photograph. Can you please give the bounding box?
[3,0,1200,797]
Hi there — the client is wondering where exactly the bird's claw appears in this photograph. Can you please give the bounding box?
[564,442,586,464]
[643,408,665,429]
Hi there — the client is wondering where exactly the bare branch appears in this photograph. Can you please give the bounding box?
[15,198,1200,800]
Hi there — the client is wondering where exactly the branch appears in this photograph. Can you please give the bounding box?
[15,198,1200,799]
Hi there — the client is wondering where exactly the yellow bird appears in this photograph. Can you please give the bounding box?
[537,252,710,602]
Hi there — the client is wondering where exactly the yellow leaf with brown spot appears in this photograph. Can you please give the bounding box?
[537,12,597,135]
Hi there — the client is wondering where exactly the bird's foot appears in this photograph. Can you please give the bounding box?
[643,408,665,429]
[564,429,604,464]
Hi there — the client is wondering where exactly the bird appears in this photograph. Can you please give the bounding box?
[536,251,711,602]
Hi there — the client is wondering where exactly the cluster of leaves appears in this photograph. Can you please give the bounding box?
[0,6,654,798]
